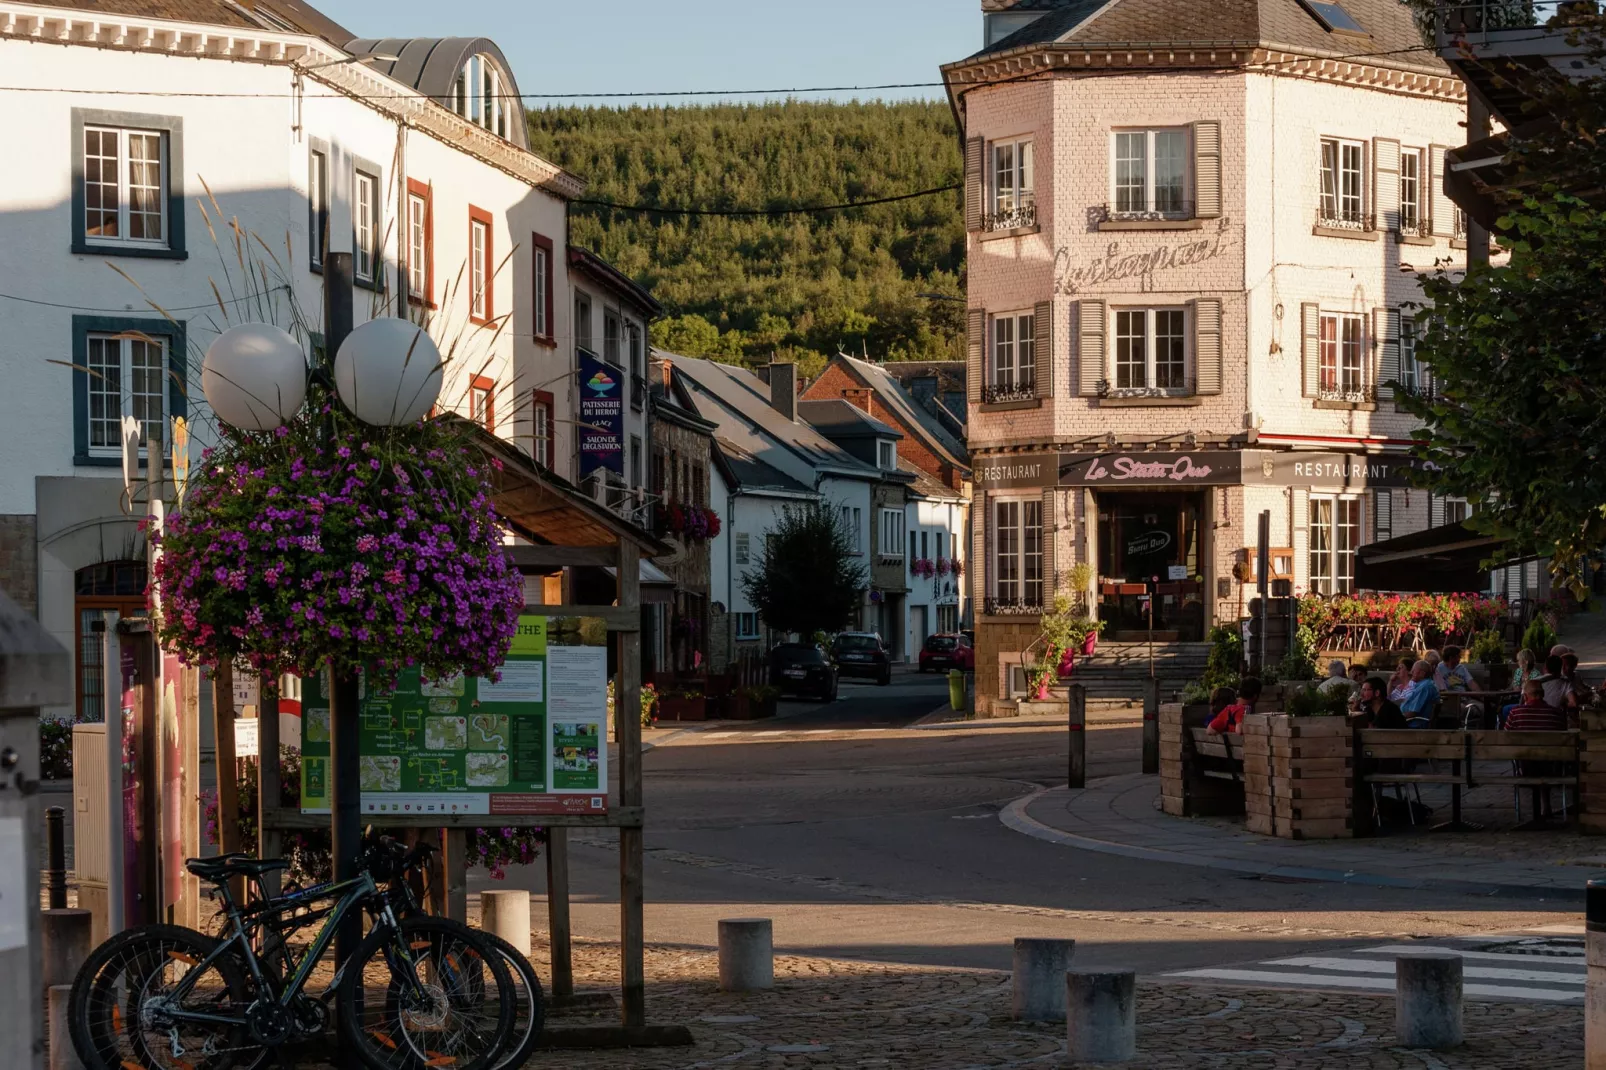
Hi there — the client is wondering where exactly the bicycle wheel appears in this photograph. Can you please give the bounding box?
[337,916,515,1070]
[69,924,257,1070]
[472,930,545,1070]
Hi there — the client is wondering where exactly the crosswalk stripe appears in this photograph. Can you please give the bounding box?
[1264,956,1583,986]
[1170,968,1583,1002]
[1358,943,1583,962]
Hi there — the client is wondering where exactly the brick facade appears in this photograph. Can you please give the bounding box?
[0,514,37,615]
[802,361,966,492]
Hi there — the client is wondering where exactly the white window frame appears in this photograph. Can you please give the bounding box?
[991,498,1044,610]
[879,508,905,557]
[1110,128,1189,217]
[83,125,168,248]
[1443,496,1472,526]
[1317,311,1367,399]
[1308,494,1362,595]
[575,293,593,352]
[470,218,489,320]
[532,402,550,468]
[604,310,622,366]
[735,611,760,640]
[1112,307,1189,394]
[353,169,380,284]
[308,148,327,269]
[1319,137,1367,229]
[1400,146,1426,235]
[735,532,751,565]
[533,246,549,339]
[990,311,1036,394]
[839,505,863,555]
[86,332,166,458]
[991,137,1034,215]
[407,191,428,299]
[468,379,493,429]
[877,440,897,470]
[1399,313,1421,395]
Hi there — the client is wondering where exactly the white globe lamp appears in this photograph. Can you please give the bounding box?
[333,318,443,426]
[201,323,308,431]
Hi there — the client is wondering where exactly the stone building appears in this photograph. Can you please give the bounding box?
[648,359,718,673]
[946,0,1471,713]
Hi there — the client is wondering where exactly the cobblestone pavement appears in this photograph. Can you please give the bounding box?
[535,938,1581,1069]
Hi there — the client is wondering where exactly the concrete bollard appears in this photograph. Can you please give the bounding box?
[1011,938,1077,1021]
[1588,880,1606,1069]
[42,909,93,991]
[717,918,774,992]
[479,889,532,957]
[1395,953,1463,1050]
[1066,969,1136,1063]
[49,984,83,1070]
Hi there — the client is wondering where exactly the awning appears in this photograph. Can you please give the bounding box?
[1354,521,1526,593]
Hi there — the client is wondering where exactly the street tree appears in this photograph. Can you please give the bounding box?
[741,505,867,637]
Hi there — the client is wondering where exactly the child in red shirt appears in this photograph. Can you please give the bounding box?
[1208,677,1262,734]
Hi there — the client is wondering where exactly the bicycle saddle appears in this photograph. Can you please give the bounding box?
[185,853,289,882]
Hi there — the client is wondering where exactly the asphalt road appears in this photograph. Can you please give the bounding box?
[479,672,1578,980]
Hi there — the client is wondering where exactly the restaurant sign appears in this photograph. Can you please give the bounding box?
[1243,451,1421,488]
[973,449,1423,491]
[1058,452,1243,487]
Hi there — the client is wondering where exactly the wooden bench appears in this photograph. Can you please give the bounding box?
[1358,729,1578,829]
[1188,727,1245,781]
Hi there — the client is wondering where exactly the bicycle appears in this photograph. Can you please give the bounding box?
[69,837,515,1070]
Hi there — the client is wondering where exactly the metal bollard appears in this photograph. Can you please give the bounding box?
[1066,969,1136,1063]
[49,985,83,1070]
[1141,677,1160,775]
[478,889,532,957]
[45,806,67,910]
[1588,880,1606,1069]
[41,909,92,992]
[1011,938,1076,1021]
[1067,684,1087,789]
[1395,953,1463,1050]
[717,918,774,992]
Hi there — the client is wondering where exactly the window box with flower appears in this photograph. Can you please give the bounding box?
[658,687,708,721]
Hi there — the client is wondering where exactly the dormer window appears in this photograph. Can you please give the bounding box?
[984,11,1043,46]
[452,54,508,139]
[878,440,897,471]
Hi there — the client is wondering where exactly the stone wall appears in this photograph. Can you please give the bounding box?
[0,514,36,615]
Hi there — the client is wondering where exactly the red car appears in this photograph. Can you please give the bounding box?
[919,632,974,673]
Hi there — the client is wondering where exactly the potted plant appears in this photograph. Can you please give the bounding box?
[658,687,707,721]
[730,685,779,720]
[1029,594,1104,701]
[1468,629,1509,689]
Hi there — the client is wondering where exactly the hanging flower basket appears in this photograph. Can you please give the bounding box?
[912,558,936,579]
[655,502,721,545]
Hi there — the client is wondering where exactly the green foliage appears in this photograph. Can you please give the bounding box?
[1203,625,1243,690]
[742,505,868,635]
[1274,623,1320,683]
[1031,595,1103,694]
[40,718,72,780]
[1522,617,1559,661]
[1179,679,1212,706]
[527,101,964,369]
[1468,630,1507,666]
[1285,682,1350,718]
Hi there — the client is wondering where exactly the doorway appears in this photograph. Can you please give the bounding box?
[910,604,928,662]
[74,562,147,723]
[1095,491,1206,641]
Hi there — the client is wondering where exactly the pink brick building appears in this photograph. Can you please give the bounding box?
[947,0,1475,711]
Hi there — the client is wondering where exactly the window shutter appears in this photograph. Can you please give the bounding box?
[967,308,985,407]
[1040,489,1058,605]
[1192,120,1221,219]
[965,136,985,232]
[1300,302,1320,397]
[1373,137,1400,233]
[981,492,994,610]
[1291,488,1311,592]
[1374,307,1400,399]
[1430,494,1445,528]
[1373,489,1392,542]
[1077,299,1105,396]
[1193,297,1222,395]
[1429,144,1453,237]
[1034,300,1053,398]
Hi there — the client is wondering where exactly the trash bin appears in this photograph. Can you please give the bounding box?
[949,669,965,711]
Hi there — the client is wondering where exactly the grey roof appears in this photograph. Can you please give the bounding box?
[346,37,530,150]
[899,458,964,502]
[797,399,903,441]
[839,356,969,472]
[712,438,815,496]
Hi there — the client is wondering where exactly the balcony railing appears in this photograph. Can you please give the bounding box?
[981,380,1037,404]
[1101,199,1196,223]
[1316,383,1378,404]
[1316,207,1375,232]
[1099,379,1196,400]
[983,200,1038,232]
[985,596,1044,617]
[1398,214,1433,239]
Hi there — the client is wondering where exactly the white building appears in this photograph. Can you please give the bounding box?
[0,1,585,720]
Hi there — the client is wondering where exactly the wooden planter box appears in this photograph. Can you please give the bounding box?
[1158,703,1243,817]
[726,693,777,721]
[1579,710,1606,834]
[1241,713,1355,840]
[658,696,708,721]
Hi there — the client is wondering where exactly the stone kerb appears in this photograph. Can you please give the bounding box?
[1242,713,1355,839]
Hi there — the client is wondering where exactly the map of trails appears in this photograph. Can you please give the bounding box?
[466,752,510,787]
[424,716,467,751]
[304,706,330,744]
[469,714,509,751]
[359,755,401,792]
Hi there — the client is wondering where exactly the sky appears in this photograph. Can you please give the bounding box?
[311,0,980,107]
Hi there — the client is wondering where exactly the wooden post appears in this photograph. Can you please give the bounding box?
[256,679,282,898]
[545,826,574,1000]
[211,662,243,903]
[1142,676,1160,776]
[444,828,468,924]
[1067,684,1087,789]
[425,827,448,917]
[616,537,645,1028]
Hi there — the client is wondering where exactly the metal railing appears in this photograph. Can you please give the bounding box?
[1100,379,1196,399]
[1101,199,1196,222]
[985,596,1044,617]
[983,200,1038,232]
[1316,383,1379,403]
[981,380,1037,404]
[1398,214,1434,239]
[1316,207,1376,232]
[1438,0,1580,35]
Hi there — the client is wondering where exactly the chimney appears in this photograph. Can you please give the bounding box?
[768,362,797,421]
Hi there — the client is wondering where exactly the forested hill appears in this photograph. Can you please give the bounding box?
[525,101,966,375]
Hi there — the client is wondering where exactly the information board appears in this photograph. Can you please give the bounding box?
[301,614,608,817]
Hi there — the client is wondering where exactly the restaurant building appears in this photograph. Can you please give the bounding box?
[949,0,1471,712]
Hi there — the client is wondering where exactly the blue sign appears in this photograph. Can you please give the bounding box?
[577,349,624,475]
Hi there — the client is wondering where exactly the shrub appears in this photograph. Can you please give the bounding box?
[1203,625,1243,690]
[1468,630,1506,666]
[40,718,72,780]
[1285,682,1350,718]
[1522,617,1559,661]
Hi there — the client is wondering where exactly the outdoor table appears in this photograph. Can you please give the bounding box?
[1436,690,1515,730]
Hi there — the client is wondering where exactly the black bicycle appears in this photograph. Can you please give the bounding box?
[69,837,515,1070]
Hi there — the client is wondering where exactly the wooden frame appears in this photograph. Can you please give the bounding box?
[405,178,435,309]
[469,373,495,432]
[531,231,555,346]
[468,204,494,325]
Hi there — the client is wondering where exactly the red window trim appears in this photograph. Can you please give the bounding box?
[405,178,435,309]
[468,204,494,326]
[531,388,555,468]
[470,374,495,432]
[530,231,555,348]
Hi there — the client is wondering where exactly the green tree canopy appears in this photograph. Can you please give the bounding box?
[740,505,867,636]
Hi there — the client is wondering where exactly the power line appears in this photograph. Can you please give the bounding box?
[0,286,290,314]
[573,184,960,217]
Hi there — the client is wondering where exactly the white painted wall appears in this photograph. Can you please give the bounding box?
[903,496,967,659]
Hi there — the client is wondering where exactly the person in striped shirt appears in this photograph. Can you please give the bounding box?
[1506,680,1567,732]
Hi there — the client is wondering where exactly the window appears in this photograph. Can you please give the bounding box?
[405,179,432,309]
[877,440,897,470]
[735,532,751,565]
[936,532,944,560]
[1441,496,1471,526]
[575,293,593,352]
[628,324,644,409]
[308,146,327,270]
[74,563,147,723]
[604,311,622,366]
[1400,147,1425,234]
[880,508,905,557]
[72,315,185,467]
[691,463,705,506]
[921,530,929,560]
[992,498,1043,610]
[1373,489,1393,542]
[469,206,493,324]
[735,612,760,640]
[1113,308,1188,392]
[991,138,1034,215]
[630,435,643,490]
[531,390,554,468]
[1317,312,1365,397]
[990,312,1035,395]
[652,448,666,497]
[1309,496,1361,595]
[1319,138,1367,228]
[82,125,166,247]
[353,168,380,286]
[468,375,494,431]
[840,505,863,554]
[531,234,554,343]
[910,531,917,564]
[985,10,1043,44]
[454,54,509,139]
[937,605,959,632]
[1398,314,1421,394]
[1112,129,1188,216]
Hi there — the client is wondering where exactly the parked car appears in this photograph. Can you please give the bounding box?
[830,631,892,685]
[919,632,974,673]
[769,642,838,702]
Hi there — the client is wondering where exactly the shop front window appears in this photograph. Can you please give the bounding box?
[1309,496,1360,595]
[1095,491,1204,641]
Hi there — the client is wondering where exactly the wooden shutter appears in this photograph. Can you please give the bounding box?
[967,308,985,407]
[1429,144,1453,237]
[1374,307,1400,400]
[1373,137,1400,233]
[1373,489,1393,542]
[1041,489,1058,604]
[1193,120,1221,219]
[965,136,985,232]
[981,492,994,611]
[1077,299,1105,396]
[1300,302,1321,397]
[1034,300,1053,398]
[1193,297,1222,395]
[1291,488,1311,592]
[1430,494,1445,527]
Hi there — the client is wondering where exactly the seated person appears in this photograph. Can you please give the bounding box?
[1506,679,1568,731]
[1347,662,1370,710]
[1387,656,1416,703]
[1539,654,1575,710]
[1208,676,1262,734]
[1352,676,1406,729]
[1561,653,1591,706]
[1318,660,1355,697]
[1434,645,1475,692]
[1398,660,1440,725]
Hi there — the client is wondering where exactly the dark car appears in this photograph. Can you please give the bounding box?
[769,642,838,702]
[919,632,974,673]
[830,632,892,685]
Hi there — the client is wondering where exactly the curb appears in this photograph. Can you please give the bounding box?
[1000,785,1590,903]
